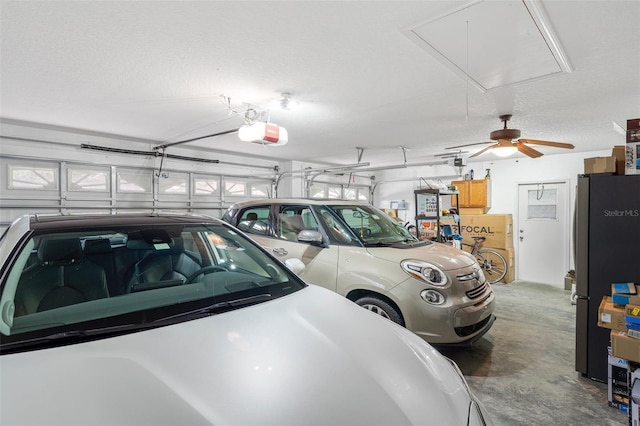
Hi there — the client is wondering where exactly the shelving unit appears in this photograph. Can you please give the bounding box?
[414,188,460,241]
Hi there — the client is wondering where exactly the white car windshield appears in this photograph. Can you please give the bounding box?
[327,205,419,246]
[0,221,304,350]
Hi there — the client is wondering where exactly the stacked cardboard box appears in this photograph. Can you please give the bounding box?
[587,144,638,176]
[608,348,630,413]
[627,118,640,175]
[629,364,640,425]
[584,156,616,174]
[454,214,515,283]
[599,284,640,363]
[597,285,640,415]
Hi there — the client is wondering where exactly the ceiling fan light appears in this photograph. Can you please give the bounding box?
[493,146,518,157]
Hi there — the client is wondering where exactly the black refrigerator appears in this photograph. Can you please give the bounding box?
[575,174,640,382]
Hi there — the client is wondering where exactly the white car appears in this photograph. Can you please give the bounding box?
[0,213,492,425]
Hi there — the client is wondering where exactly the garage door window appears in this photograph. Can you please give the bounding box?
[117,171,152,193]
[159,173,188,194]
[8,165,58,190]
[68,167,109,192]
[194,177,220,195]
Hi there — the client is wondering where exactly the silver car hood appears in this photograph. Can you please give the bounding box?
[1,286,472,425]
[367,241,477,271]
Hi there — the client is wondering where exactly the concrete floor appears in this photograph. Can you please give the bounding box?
[438,281,628,426]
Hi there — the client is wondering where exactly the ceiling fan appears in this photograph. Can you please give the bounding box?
[448,115,575,158]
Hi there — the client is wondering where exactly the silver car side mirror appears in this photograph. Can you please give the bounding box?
[297,230,325,246]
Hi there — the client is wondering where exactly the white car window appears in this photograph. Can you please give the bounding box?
[1,222,304,341]
[278,206,318,241]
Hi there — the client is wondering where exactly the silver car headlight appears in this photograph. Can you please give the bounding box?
[420,289,445,305]
[401,259,448,286]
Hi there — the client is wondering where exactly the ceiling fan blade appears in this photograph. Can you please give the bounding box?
[469,144,496,158]
[516,142,544,158]
[446,142,493,149]
[519,139,575,149]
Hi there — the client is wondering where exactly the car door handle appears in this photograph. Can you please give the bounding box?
[273,247,288,256]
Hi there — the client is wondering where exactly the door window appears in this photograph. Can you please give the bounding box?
[278,206,319,241]
[237,206,270,235]
[527,186,557,220]
[318,207,355,244]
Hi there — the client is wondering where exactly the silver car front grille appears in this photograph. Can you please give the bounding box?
[465,281,488,299]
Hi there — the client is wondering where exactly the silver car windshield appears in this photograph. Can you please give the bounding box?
[0,223,302,340]
[328,205,418,246]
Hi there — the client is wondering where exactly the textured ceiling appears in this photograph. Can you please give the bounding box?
[1,0,639,166]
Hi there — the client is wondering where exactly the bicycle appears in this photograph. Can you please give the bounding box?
[461,236,508,284]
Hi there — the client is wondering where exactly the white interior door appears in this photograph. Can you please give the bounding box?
[517,181,570,287]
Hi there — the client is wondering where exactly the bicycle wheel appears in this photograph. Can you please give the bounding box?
[476,249,507,284]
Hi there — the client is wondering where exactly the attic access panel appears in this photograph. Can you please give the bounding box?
[402,0,572,92]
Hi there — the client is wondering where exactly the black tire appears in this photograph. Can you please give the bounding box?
[355,296,404,326]
[476,249,507,284]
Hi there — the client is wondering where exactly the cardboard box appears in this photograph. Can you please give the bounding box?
[488,247,515,284]
[626,143,640,175]
[630,365,640,426]
[628,317,640,332]
[458,208,488,215]
[612,283,640,306]
[609,352,630,368]
[627,304,640,317]
[609,363,630,398]
[598,297,627,331]
[613,146,626,176]
[614,282,637,294]
[501,267,515,284]
[382,209,399,219]
[608,400,629,413]
[612,330,640,363]
[455,214,513,249]
[584,156,616,174]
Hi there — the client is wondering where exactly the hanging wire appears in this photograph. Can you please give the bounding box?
[155,147,166,177]
[536,183,545,200]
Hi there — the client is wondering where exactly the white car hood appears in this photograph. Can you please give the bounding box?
[1,286,472,425]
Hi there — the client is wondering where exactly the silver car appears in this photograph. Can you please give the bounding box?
[223,199,496,345]
[0,213,492,425]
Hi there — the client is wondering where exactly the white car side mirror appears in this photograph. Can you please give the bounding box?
[284,258,305,275]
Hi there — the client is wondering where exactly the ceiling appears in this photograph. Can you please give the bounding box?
[1,1,639,167]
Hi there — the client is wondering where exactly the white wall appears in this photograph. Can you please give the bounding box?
[374,151,611,214]
[373,149,613,279]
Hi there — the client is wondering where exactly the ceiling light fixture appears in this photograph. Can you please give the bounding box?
[238,122,288,146]
[493,146,518,157]
[279,93,299,111]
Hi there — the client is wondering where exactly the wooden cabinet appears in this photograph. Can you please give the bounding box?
[451,180,491,209]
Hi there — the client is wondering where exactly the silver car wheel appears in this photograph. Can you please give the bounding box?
[361,304,391,319]
[354,296,404,326]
